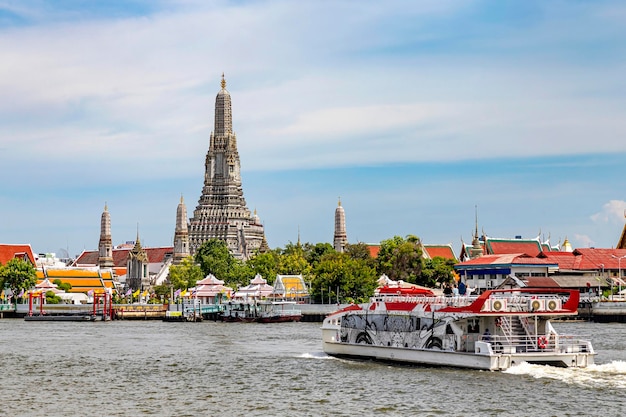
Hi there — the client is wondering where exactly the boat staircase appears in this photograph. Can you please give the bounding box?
[497,315,542,352]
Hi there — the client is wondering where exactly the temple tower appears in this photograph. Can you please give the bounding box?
[98,203,114,268]
[127,229,149,291]
[188,74,266,260]
[333,198,348,253]
[173,195,190,264]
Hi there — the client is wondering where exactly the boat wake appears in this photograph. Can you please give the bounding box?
[504,360,626,389]
[298,352,336,360]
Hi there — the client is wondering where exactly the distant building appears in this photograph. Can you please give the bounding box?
[455,248,626,293]
[126,232,150,292]
[188,74,267,260]
[333,198,348,253]
[460,234,556,261]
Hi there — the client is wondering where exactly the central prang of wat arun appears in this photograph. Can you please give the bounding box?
[188,74,268,260]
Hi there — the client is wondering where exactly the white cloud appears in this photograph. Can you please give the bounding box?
[2,0,626,253]
[591,200,626,224]
[574,234,595,249]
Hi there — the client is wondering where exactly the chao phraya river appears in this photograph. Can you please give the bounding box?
[1,320,625,416]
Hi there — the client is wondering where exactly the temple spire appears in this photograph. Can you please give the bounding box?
[173,195,190,264]
[470,205,483,259]
[188,75,267,260]
[334,198,348,253]
[98,203,114,268]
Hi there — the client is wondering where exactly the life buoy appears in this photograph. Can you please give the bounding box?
[495,317,502,327]
[538,335,548,349]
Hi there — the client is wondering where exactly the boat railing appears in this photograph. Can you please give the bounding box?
[375,294,566,313]
[469,334,593,354]
[260,309,302,317]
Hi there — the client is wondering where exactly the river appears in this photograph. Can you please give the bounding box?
[0,320,624,416]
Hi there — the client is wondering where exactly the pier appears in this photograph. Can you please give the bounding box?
[1,302,344,322]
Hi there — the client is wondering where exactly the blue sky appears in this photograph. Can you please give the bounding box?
[1,0,626,259]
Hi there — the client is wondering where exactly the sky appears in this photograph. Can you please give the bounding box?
[1,0,626,259]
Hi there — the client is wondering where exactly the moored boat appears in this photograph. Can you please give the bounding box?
[256,301,302,323]
[322,286,595,371]
[220,301,258,322]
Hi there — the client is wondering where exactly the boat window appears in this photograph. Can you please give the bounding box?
[468,318,479,333]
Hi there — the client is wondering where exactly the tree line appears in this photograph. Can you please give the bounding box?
[163,235,456,304]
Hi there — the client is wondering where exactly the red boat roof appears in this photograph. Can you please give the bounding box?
[376,286,435,296]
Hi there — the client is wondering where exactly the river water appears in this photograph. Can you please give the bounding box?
[0,320,624,416]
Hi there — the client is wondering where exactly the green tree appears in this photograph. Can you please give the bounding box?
[312,252,377,304]
[376,235,423,284]
[421,257,456,288]
[0,258,37,302]
[152,284,172,302]
[168,256,203,290]
[194,239,236,281]
[45,290,61,304]
[345,242,374,264]
[227,260,255,288]
[246,251,280,285]
[52,279,72,292]
[303,242,335,269]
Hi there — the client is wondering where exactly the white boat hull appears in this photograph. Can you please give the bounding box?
[322,328,593,371]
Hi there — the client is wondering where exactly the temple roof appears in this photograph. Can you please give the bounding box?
[36,268,116,293]
[73,246,173,267]
[485,238,544,256]
[422,244,457,261]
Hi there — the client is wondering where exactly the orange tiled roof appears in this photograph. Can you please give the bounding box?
[486,238,543,256]
[423,244,457,261]
[37,268,116,293]
[572,248,626,270]
[0,244,37,265]
[367,245,380,258]
[536,251,580,269]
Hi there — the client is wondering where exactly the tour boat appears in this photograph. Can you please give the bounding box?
[322,286,595,371]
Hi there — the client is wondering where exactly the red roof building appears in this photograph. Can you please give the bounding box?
[0,244,37,265]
